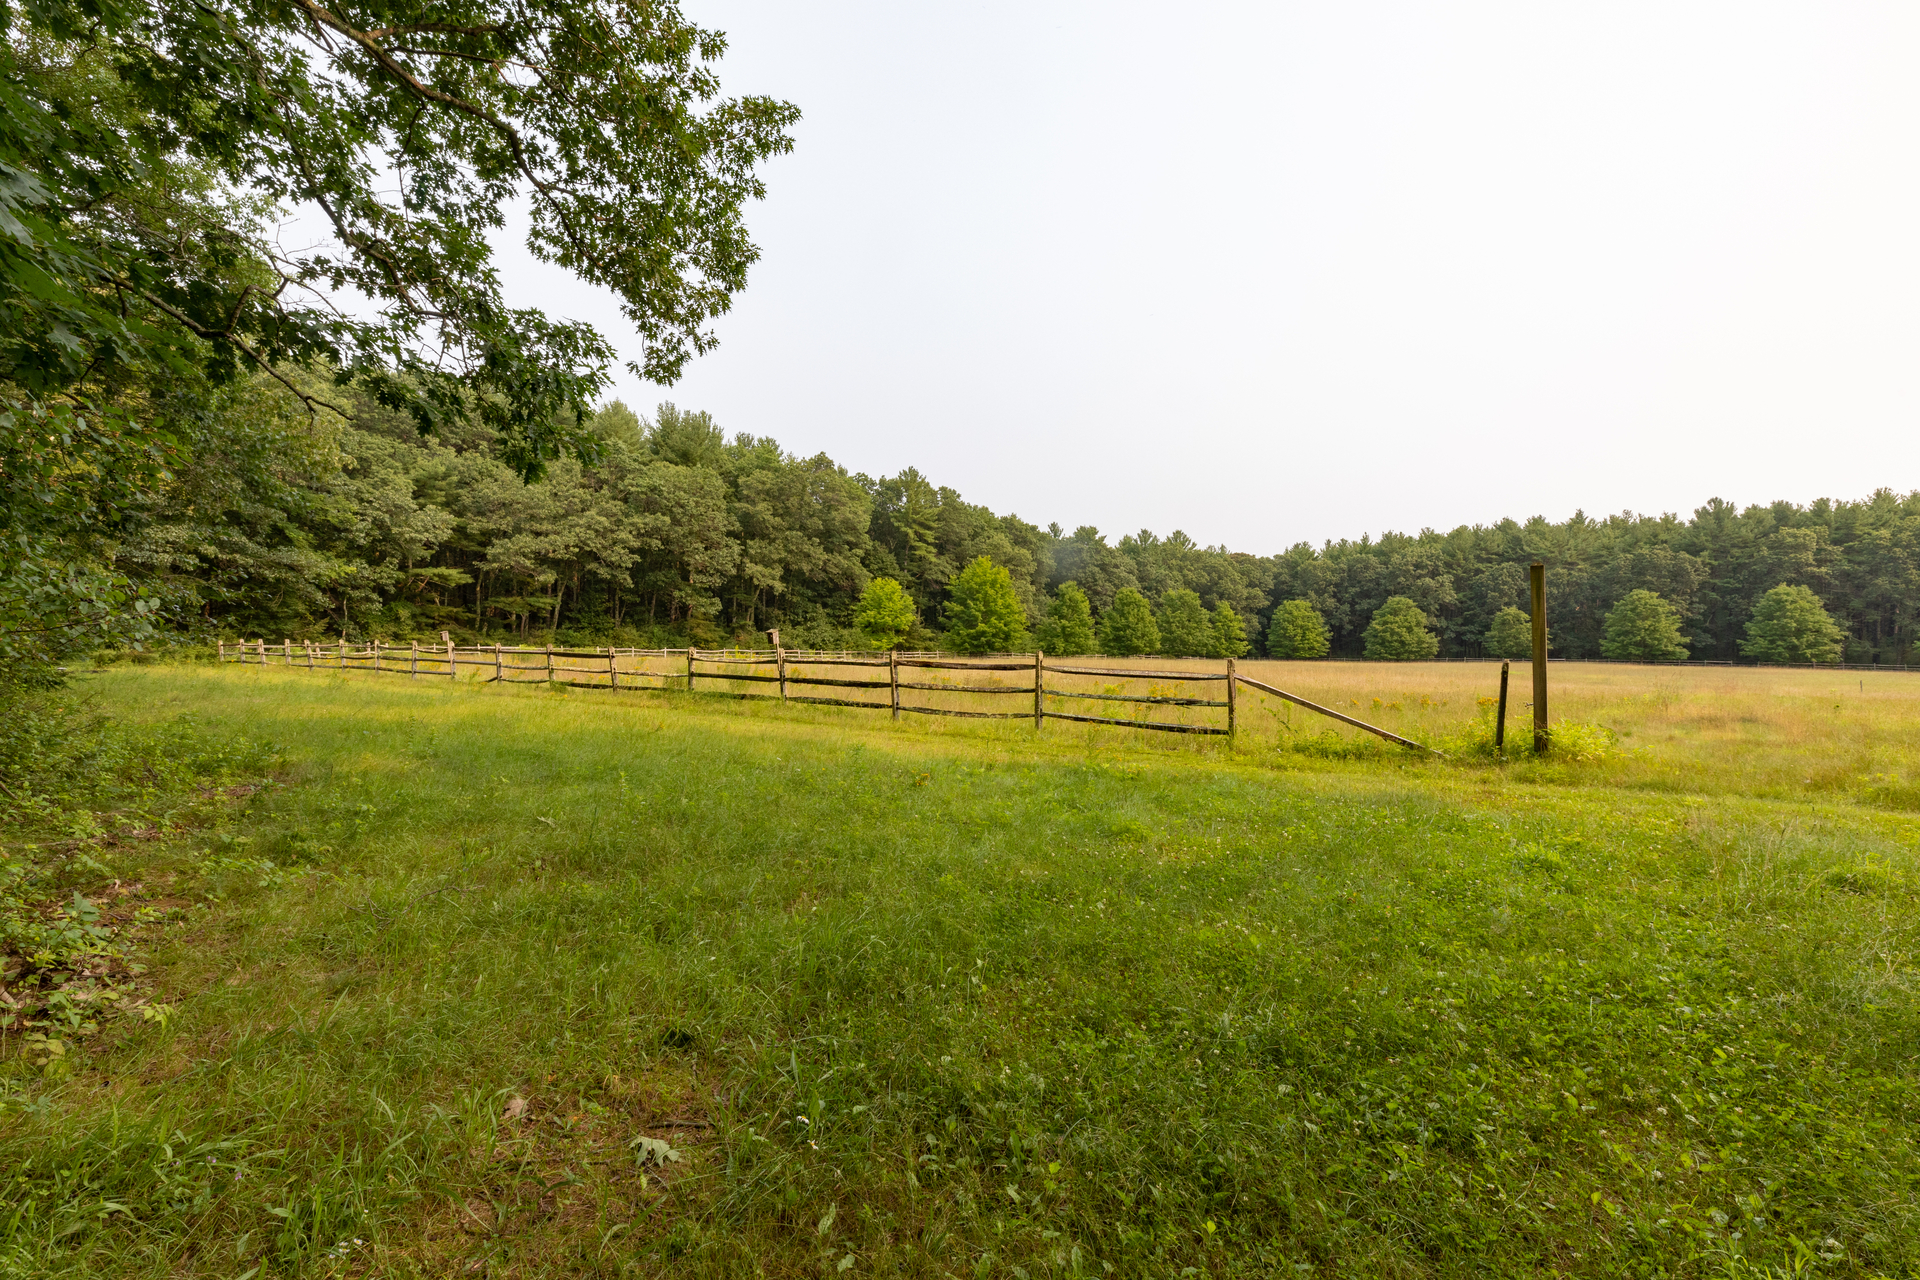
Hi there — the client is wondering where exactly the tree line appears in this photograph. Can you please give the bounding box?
[133,385,1907,663]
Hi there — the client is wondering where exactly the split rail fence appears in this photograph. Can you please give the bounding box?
[219,638,1432,752]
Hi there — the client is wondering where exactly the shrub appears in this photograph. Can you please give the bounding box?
[1034,582,1096,656]
[944,557,1030,654]
[1208,602,1250,659]
[1601,589,1687,661]
[853,577,916,649]
[1740,584,1845,664]
[1266,599,1330,659]
[1097,588,1160,656]
[1363,597,1438,661]
[1484,607,1534,659]
[1157,589,1211,657]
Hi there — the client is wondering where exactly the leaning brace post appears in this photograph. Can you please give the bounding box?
[1530,561,1548,753]
[1495,660,1510,755]
[771,629,788,703]
[1033,651,1044,730]
[1226,658,1237,737]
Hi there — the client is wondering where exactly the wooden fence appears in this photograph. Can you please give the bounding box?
[218,638,1431,752]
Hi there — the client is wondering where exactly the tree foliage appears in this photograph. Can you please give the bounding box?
[1484,607,1534,659]
[1740,585,1845,664]
[1209,602,1249,659]
[1033,582,1095,656]
[943,556,1028,654]
[1363,597,1438,661]
[1097,588,1160,657]
[1265,599,1330,659]
[1157,589,1211,657]
[853,578,915,649]
[1601,590,1688,661]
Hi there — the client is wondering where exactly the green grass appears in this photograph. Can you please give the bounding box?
[3,665,1918,1278]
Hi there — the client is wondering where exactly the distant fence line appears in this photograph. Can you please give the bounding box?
[218,638,1433,753]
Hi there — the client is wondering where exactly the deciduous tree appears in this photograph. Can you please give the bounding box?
[1601,590,1687,661]
[944,557,1028,654]
[1740,584,1845,663]
[1265,599,1330,659]
[1363,597,1438,661]
[854,578,916,649]
[1034,582,1096,656]
[1097,588,1160,657]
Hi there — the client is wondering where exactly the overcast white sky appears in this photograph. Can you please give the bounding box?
[492,1,1920,555]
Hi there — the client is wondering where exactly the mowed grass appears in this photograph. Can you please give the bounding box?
[3,664,1919,1278]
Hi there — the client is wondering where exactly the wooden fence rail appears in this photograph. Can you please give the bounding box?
[216,639,1436,753]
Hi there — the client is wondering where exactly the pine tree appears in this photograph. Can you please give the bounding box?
[1600,590,1687,661]
[1157,589,1211,657]
[1363,597,1438,660]
[1097,588,1161,656]
[1033,581,1096,656]
[943,556,1029,654]
[1208,602,1249,658]
[1266,599,1330,659]
[1740,584,1845,663]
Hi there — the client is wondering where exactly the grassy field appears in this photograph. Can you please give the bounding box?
[2,663,1918,1278]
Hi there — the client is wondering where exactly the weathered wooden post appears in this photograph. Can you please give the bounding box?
[306,640,315,669]
[218,639,225,664]
[608,646,618,689]
[770,629,788,703]
[494,643,503,682]
[685,647,695,692]
[283,639,293,666]
[1495,660,1510,755]
[546,642,555,683]
[890,650,900,720]
[1033,651,1044,730]
[1226,657,1237,738]
[443,631,455,679]
[409,640,419,677]
[1530,561,1548,753]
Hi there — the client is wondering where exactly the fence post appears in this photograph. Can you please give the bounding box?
[443,631,455,679]
[1530,562,1548,753]
[686,647,695,692]
[1495,660,1510,755]
[608,645,618,689]
[494,644,502,682]
[284,638,293,666]
[410,640,419,677]
[890,650,900,720]
[546,643,555,684]
[1226,657,1236,738]
[1033,651,1044,730]
[306,640,315,669]
[218,640,225,664]
[771,629,787,703]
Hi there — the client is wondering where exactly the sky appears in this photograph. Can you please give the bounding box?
[489,1,1920,556]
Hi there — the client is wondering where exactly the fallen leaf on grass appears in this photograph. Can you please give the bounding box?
[503,1097,529,1121]
[629,1135,683,1167]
